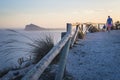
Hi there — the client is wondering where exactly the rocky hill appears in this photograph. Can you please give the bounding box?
[25,24,45,31]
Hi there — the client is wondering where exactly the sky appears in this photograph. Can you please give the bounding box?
[0,0,120,29]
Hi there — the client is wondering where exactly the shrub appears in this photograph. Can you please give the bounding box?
[31,35,54,63]
[77,31,85,39]
[89,26,99,33]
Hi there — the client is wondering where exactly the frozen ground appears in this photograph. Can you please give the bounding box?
[67,30,120,80]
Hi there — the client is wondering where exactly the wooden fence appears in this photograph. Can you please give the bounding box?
[22,23,84,80]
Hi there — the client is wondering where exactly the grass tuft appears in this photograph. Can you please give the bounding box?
[31,35,54,63]
[89,26,99,33]
[77,31,85,39]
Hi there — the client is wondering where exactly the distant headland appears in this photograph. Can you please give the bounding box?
[24,23,65,31]
[25,24,46,31]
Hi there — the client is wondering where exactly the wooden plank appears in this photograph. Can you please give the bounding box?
[70,26,79,47]
[55,38,71,80]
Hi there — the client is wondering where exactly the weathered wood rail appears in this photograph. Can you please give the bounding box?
[22,23,85,80]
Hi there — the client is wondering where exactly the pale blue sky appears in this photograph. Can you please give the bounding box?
[0,0,120,28]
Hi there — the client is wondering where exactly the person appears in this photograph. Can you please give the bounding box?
[106,16,113,32]
[102,24,106,32]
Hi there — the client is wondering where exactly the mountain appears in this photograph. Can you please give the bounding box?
[25,24,46,31]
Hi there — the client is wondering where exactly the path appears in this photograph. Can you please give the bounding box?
[66,30,120,80]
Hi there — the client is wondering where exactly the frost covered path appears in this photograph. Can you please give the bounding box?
[66,30,120,80]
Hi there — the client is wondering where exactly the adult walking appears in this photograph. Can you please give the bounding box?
[106,16,113,32]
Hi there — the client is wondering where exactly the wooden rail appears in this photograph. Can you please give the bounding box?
[71,25,79,47]
[22,23,83,80]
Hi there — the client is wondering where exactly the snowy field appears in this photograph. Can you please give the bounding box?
[67,30,120,80]
[0,29,65,71]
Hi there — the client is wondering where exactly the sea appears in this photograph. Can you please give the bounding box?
[0,29,66,71]
[0,26,88,72]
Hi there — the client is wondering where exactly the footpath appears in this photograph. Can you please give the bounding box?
[66,30,120,80]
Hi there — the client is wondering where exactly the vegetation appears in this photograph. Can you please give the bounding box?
[115,21,120,30]
[31,35,54,63]
[77,31,85,39]
[88,25,99,33]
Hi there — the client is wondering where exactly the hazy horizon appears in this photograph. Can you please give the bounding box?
[0,0,120,29]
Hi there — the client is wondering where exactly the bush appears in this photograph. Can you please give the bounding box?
[31,35,54,63]
[77,31,85,39]
[30,34,60,64]
[89,26,99,33]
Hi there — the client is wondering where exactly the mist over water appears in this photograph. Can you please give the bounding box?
[0,29,65,71]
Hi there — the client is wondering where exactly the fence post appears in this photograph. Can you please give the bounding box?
[98,24,100,30]
[61,32,66,38]
[55,23,72,80]
[70,25,79,47]
[66,23,72,34]
[81,24,83,31]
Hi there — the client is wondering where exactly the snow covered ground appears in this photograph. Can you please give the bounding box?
[67,30,120,80]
